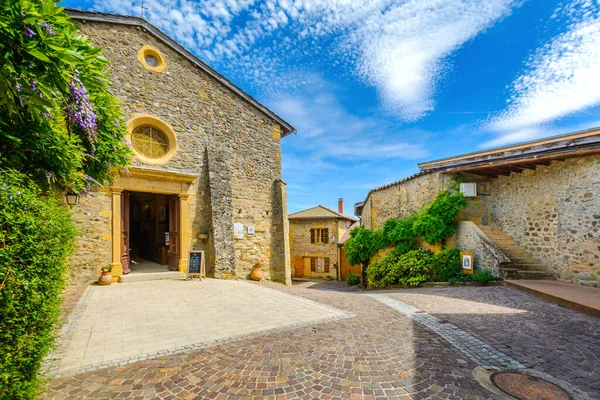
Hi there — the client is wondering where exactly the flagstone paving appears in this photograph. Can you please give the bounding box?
[42,280,600,399]
[45,279,353,377]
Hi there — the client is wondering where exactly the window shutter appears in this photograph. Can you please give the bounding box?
[323,228,329,244]
[324,257,330,273]
[310,229,315,243]
[311,257,316,272]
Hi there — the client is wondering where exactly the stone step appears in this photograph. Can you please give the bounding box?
[478,225,502,232]
[119,271,185,283]
[505,257,541,265]
[501,249,531,256]
[515,270,553,280]
[506,263,548,272]
[490,238,517,245]
[497,245,528,253]
[501,268,553,280]
[484,231,513,238]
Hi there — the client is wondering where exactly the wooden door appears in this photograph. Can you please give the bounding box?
[293,257,303,278]
[120,191,130,274]
[340,248,361,281]
[168,195,180,271]
[303,257,311,277]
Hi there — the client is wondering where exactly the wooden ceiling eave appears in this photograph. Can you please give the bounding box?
[438,147,600,178]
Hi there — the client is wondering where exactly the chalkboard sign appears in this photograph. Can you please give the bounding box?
[187,251,204,279]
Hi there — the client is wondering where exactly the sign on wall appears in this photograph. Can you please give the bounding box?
[234,222,244,239]
[247,225,255,235]
[460,251,474,274]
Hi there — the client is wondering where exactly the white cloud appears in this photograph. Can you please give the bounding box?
[91,0,519,121]
[487,0,600,145]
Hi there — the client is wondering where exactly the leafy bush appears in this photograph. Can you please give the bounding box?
[471,269,497,283]
[346,272,361,286]
[433,248,462,282]
[448,269,497,284]
[367,249,433,288]
[0,170,77,399]
[394,250,435,287]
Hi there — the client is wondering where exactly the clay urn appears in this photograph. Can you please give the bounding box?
[251,262,263,281]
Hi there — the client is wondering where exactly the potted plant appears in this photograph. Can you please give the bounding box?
[97,264,113,285]
[251,261,263,281]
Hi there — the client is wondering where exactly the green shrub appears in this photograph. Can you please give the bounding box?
[367,249,433,288]
[471,269,497,283]
[367,250,399,288]
[394,250,434,287]
[0,170,77,399]
[448,269,497,284]
[346,273,361,286]
[412,214,450,245]
[433,248,462,281]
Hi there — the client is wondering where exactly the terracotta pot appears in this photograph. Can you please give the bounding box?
[250,266,263,281]
[97,272,113,285]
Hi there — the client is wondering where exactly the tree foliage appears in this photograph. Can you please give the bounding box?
[0,0,131,192]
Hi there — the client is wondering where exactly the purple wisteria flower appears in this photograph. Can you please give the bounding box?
[15,83,22,92]
[45,172,52,180]
[66,73,97,141]
[38,23,53,35]
[41,112,53,119]
[23,27,35,38]
[124,167,130,175]
[29,79,36,90]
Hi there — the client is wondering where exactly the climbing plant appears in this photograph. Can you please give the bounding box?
[0,0,131,193]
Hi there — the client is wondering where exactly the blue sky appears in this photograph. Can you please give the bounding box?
[62,0,600,214]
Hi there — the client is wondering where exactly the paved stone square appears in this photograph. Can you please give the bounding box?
[46,279,353,377]
[43,281,600,399]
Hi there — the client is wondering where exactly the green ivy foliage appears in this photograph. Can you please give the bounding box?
[0,0,131,192]
[367,249,434,288]
[0,170,77,399]
[343,227,380,287]
[432,248,462,282]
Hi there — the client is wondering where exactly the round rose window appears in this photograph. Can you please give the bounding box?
[131,125,169,159]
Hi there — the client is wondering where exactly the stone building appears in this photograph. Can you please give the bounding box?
[356,128,600,287]
[289,200,357,280]
[66,9,294,284]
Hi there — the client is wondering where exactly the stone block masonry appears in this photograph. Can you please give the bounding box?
[69,21,290,282]
[486,154,600,287]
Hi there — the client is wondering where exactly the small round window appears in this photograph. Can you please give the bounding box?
[144,54,159,67]
[138,45,166,72]
[131,125,169,159]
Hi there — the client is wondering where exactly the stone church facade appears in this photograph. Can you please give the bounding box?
[66,10,293,284]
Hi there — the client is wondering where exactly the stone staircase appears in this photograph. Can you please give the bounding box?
[477,224,553,280]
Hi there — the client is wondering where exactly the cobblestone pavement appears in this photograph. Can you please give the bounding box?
[386,286,600,398]
[42,281,599,399]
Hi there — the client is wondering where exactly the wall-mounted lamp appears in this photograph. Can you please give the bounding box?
[65,191,80,206]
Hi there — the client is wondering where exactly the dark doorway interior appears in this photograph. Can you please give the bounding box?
[128,191,171,271]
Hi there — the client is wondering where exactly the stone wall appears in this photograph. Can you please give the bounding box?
[289,219,350,279]
[71,21,289,281]
[453,222,509,277]
[68,190,112,283]
[361,172,446,230]
[485,154,600,287]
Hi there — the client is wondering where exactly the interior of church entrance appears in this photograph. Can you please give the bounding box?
[123,191,180,274]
